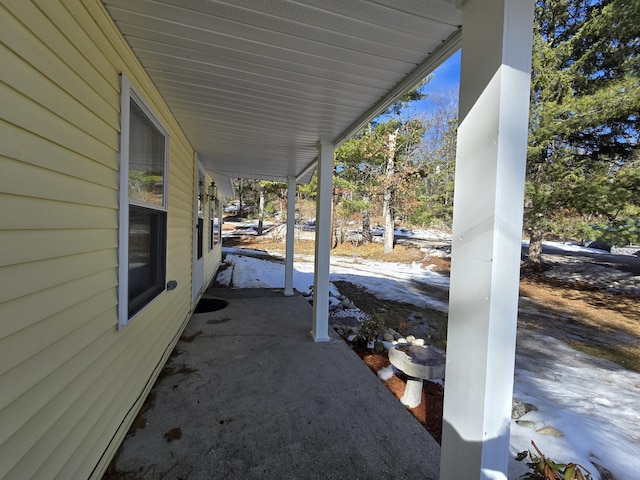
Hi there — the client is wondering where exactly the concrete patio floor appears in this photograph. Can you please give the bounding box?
[106,287,441,479]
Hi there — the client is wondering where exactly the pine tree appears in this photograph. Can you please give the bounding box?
[334,84,427,252]
[525,0,640,265]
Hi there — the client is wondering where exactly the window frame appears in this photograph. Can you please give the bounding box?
[118,75,170,329]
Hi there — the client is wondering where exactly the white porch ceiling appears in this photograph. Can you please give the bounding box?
[102,0,463,185]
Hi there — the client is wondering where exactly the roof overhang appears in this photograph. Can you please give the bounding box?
[102,0,464,185]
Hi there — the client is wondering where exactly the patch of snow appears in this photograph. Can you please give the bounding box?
[215,265,232,287]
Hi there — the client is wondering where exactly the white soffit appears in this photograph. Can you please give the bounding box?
[102,0,462,183]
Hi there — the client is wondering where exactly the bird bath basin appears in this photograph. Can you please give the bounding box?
[388,344,446,408]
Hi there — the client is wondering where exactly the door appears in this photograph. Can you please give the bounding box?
[193,161,205,302]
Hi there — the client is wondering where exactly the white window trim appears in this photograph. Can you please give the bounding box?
[118,74,170,329]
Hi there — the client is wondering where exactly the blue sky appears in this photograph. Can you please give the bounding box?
[416,49,461,113]
[377,49,461,122]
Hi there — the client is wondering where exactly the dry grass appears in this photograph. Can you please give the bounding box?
[225,237,426,263]
[519,277,640,371]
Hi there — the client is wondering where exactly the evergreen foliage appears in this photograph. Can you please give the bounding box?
[525,0,640,263]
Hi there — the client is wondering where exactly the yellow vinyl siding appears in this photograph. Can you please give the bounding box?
[0,121,117,186]
[2,1,119,109]
[0,82,116,166]
[0,289,116,379]
[0,45,117,146]
[0,228,117,266]
[0,198,116,233]
[0,249,117,305]
[0,1,207,479]
[0,157,116,208]
[0,270,117,340]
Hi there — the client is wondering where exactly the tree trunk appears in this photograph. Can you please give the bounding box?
[527,226,544,268]
[383,130,398,254]
[383,193,394,254]
[237,178,244,218]
[362,197,371,244]
[330,187,338,249]
[257,187,265,235]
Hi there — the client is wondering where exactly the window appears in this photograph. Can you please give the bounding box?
[208,199,214,251]
[210,197,221,250]
[118,75,169,327]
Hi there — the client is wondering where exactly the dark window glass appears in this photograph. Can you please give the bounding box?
[128,205,166,317]
[197,217,203,259]
[209,218,214,250]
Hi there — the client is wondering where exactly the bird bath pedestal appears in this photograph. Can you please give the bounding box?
[388,344,446,408]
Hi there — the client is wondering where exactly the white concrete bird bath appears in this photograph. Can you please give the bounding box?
[388,344,446,408]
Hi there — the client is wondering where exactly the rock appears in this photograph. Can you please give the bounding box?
[397,337,408,344]
[516,420,536,429]
[536,426,563,437]
[512,398,537,419]
[330,303,343,312]
[341,298,351,306]
[586,239,611,252]
[406,335,416,344]
[335,328,344,336]
[413,338,425,347]
[512,398,527,419]
[383,333,394,342]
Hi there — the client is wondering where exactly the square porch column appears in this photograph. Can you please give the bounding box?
[311,141,333,342]
[440,0,534,478]
[284,175,296,296]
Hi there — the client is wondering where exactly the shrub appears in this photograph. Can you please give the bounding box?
[516,441,592,479]
[353,313,387,353]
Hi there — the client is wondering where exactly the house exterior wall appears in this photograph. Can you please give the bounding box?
[0,1,221,478]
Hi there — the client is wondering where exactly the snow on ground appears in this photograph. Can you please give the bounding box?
[218,243,640,479]
[512,329,640,479]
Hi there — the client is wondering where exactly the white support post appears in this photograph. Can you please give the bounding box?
[440,0,534,479]
[284,176,296,296]
[311,141,333,342]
